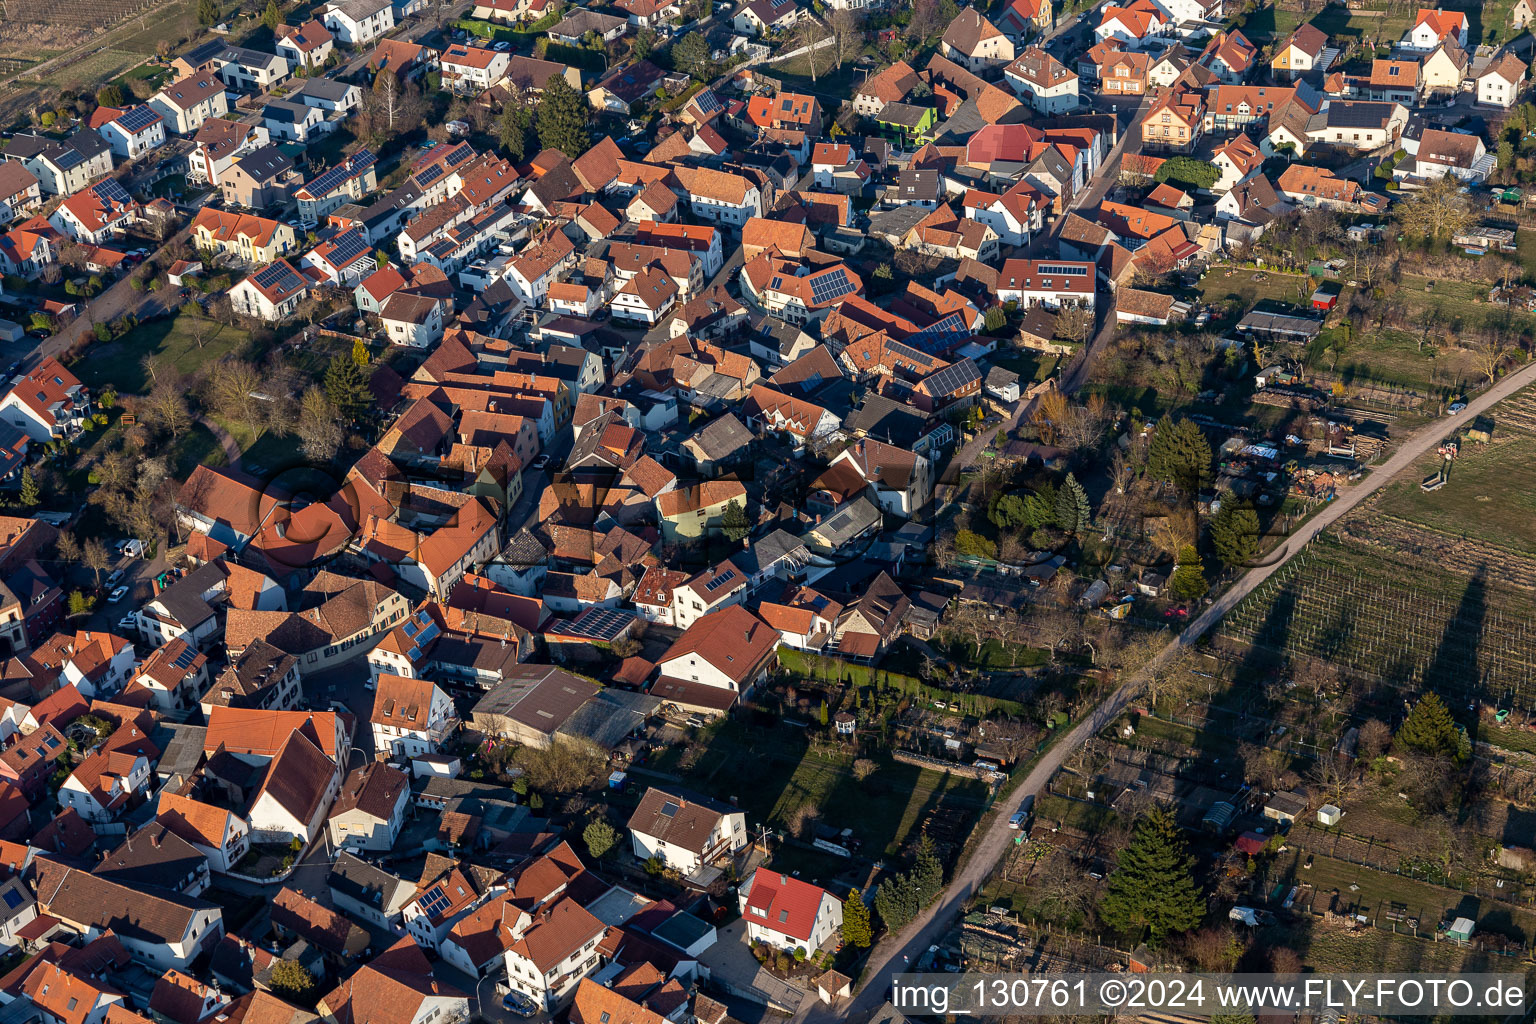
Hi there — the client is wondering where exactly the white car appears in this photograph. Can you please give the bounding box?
[108,585,129,603]
[1448,402,1467,414]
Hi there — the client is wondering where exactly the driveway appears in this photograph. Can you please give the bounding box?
[799,357,1536,1024]
[699,920,807,1014]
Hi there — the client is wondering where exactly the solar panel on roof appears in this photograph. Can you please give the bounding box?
[93,179,133,205]
[252,262,303,294]
[415,163,446,188]
[703,569,737,592]
[808,267,855,303]
[326,230,369,266]
[305,150,375,199]
[1,889,20,910]
[172,647,198,670]
[692,90,721,114]
[116,106,160,133]
[53,149,84,171]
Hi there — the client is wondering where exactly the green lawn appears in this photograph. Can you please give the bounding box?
[1375,435,1536,555]
[654,718,990,857]
[1237,2,1415,48]
[169,422,230,478]
[72,314,252,394]
[1318,326,1478,394]
[1196,267,1314,309]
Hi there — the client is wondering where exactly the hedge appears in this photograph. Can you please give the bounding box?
[541,41,606,71]
[774,646,1029,717]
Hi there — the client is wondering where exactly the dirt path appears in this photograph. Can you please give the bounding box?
[800,358,1536,1024]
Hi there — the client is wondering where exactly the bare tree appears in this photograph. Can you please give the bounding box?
[828,6,862,67]
[1056,304,1094,347]
[82,538,109,587]
[143,380,192,438]
[297,386,342,462]
[208,359,266,439]
[1467,324,1514,383]
[797,16,831,83]
[1395,173,1471,240]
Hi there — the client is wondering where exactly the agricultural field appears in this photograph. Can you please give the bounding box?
[26,49,146,93]
[1217,535,1536,707]
[1216,384,1536,710]
[1237,2,1415,50]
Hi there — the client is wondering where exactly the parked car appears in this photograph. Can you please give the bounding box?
[108,585,129,603]
[501,994,537,1017]
[1008,810,1028,829]
[105,569,125,587]
[530,454,550,470]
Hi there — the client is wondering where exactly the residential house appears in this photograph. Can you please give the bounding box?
[381,293,446,349]
[129,638,209,712]
[0,358,87,443]
[1271,23,1328,80]
[999,0,1053,41]
[732,0,797,34]
[48,180,139,244]
[371,674,457,759]
[276,20,337,69]
[942,9,1016,72]
[440,44,511,95]
[738,868,842,952]
[328,762,410,851]
[90,105,167,160]
[653,605,778,704]
[628,787,748,875]
[0,164,42,226]
[1478,52,1526,107]
[1095,0,1171,48]
[1276,164,1362,208]
[1404,127,1491,181]
[826,439,932,517]
[3,132,113,196]
[317,938,467,1024]
[148,73,230,135]
[996,257,1096,308]
[221,145,299,210]
[192,208,298,263]
[853,60,920,118]
[263,99,326,143]
[1005,48,1080,114]
[328,852,415,929]
[228,260,309,321]
[322,0,397,45]
[1307,100,1407,149]
[503,899,607,1010]
[157,791,251,874]
[1100,50,1150,95]
[35,868,224,971]
[1142,87,1204,152]
[1405,7,1468,51]
[58,749,150,822]
[246,727,342,844]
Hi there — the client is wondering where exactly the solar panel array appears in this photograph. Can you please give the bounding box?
[306,148,375,198]
[172,646,199,670]
[1037,263,1089,277]
[703,569,738,592]
[562,607,632,640]
[419,885,451,918]
[94,179,133,206]
[117,106,161,133]
[54,148,84,171]
[253,261,304,294]
[325,229,369,266]
[808,267,855,304]
[921,358,981,397]
[692,89,721,115]
[415,163,446,189]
